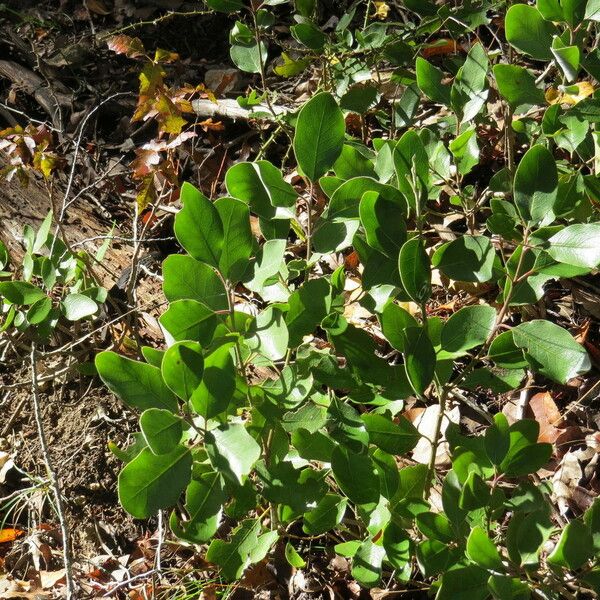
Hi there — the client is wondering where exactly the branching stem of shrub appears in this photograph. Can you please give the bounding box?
[101,10,210,39]
[30,342,76,599]
[222,278,247,384]
[305,181,314,270]
[424,231,530,497]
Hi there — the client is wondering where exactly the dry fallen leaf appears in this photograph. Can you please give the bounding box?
[423,39,462,58]
[106,35,145,59]
[546,81,594,105]
[553,451,582,515]
[527,392,563,444]
[410,404,460,465]
[85,0,112,15]
[39,570,65,590]
[0,528,24,544]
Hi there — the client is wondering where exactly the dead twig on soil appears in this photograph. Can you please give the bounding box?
[101,569,157,597]
[0,394,29,437]
[30,342,76,599]
[192,98,288,121]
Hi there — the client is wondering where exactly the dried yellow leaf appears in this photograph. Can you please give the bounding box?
[372,1,390,19]
[546,81,595,105]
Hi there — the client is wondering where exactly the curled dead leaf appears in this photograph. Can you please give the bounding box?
[107,35,145,59]
[527,392,564,444]
[0,528,24,543]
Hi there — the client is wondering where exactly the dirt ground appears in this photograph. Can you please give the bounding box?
[1,368,142,558]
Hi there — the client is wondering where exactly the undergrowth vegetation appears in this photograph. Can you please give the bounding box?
[2,0,600,598]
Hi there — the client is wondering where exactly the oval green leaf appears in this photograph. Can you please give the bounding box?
[293,92,345,182]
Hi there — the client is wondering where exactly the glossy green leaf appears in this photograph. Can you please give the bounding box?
[379,301,419,352]
[161,341,204,401]
[442,470,467,527]
[512,320,590,383]
[0,281,46,305]
[437,566,490,600]
[546,224,600,268]
[433,235,495,283]
[206,519,277,580]
[333,144,376,179]
[96,351,177,412]
[402,326,436,395]
[290,22,325,50]
[393,130,429,212]
[513,145,558,226]
[362,413,419,455]
[27,296,52,325]
[32,210,52,253]
[285,542,306,568]
[61,293,98,321]
[225,160,297,220]
[159,300,217,345]
[0,240,9,270]
[293,92,345,181]
[501,442,552,477]
[255,461,325,510]
[382,522,411,569]
[416,512,455,543]
[485,413,511,466]
[450,127,479,175]
[340,84,379,114]
[398,237,431,304]
[494,64,545,109]
[441,305,496,354]
[351,539,385,588]
[394,83,420,128]
[466,526,504,571]
[291,428,336,461]
[552,41,580,83]
[505,4,557,60]
[246,306,289,361]
[537,0,566,21]
[331,445,380,505]
[327,176,405,222]
[140,408,183,455]
[359,191,406,257]
[286,278,331,346]
[206,0,243,12]
[190,343,236,419]
[487,575,530,600]
[214,197,253,282]
[416,57,450,105]
[262,364,313,408]
[507,509,554,567]
[416,539,454,577]
[174,182,223,267]
[459,471,490,510]
[245,239,286,294]
[584,498,600,552]
[118,445,192,518]
[205,423,261,484]
[451,43,489,123]
[162,255,228,311]
[170,472,226,543]
[488,331,528,369]
[229,22,267,74]
[585,0,600,20]
[335,540,361,557]
[302,493,347,535]
[547,519,593,570]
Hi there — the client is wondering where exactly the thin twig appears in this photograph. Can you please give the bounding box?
[0,394,29,436]
[101,569,157,597]
[30,342,76,599]
[98,9,210,39]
